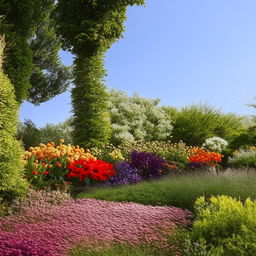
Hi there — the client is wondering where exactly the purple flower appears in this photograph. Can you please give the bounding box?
[130,151,165,178]
[107,162,141,185]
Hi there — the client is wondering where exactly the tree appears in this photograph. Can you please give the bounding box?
[0,0,71,104]
[0,36,28,201]
[54,0,145,148]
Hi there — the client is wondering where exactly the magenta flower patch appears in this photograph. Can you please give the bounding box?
[0,198,191,256]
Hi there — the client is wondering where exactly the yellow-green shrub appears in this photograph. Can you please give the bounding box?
[191,196,256,256]
[0,63,28,200]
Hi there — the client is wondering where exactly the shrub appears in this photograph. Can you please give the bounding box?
[0,38,28,201]
[167,104,245,146]
[229,129,256,151]
[228,148,256,168]
[202,136,228,153]
[109,89,173,144]
[190,196,256,256]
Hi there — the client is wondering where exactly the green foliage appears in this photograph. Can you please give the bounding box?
[190,196,256,256]
[109,89,173,144]
[71,55,111,148]
[228,148,256,168]
[0,70,28,201]
[77,173,256,212]
[117,140,190,168]
[69,243,165,256]
[0,0,71,104]
[229,129,256,151]
[18,119,73,149]
[54,0,145,148]
[28,0,72,105]
[166,104,245,146]
[17,119,42,149]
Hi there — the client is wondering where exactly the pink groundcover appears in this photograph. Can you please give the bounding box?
[0,198,191,256]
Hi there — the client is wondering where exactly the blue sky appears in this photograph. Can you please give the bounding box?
[20,0,256,127]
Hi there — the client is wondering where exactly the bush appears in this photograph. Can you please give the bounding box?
[190,196,256,256]
[109,89,173,144]
[228,148,256,168]
[166,104,245,146]
[0,47,28,200]
[229,129,256,151]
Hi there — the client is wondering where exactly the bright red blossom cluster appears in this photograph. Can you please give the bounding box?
[67,158,115,181]
[189,148,223,166]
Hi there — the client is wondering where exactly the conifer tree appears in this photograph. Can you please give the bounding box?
[0,36,28,200]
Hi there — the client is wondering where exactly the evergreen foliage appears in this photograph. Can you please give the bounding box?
[0,0,71,104]
[165,104,245,146]
[0,37,28,200]
[55,0,145,148]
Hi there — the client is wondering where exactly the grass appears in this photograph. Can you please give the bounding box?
[69,242,172,256]
[77,172,256,212]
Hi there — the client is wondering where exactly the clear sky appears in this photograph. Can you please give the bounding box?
[20,0,256,127]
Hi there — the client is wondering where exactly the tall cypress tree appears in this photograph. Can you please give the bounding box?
[54,0,145,148]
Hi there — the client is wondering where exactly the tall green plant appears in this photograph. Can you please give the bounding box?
[54,0,145,148]
[0,36,28,200]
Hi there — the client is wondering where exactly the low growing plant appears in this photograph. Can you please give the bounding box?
[228,148,256,168]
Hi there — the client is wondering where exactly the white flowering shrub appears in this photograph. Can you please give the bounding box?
[109,89,173,144]
[202,137,228,153]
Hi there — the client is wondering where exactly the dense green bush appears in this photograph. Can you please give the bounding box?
[164,104,245,146]
[0,63,28,201]
[229,129,256,151]
[190,196,256,256]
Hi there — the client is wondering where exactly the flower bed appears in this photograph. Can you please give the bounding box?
[0,198,191,256]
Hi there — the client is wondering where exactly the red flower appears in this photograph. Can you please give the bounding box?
[43,171,49,175]
[67,158,115,182]
[33,170,38,175]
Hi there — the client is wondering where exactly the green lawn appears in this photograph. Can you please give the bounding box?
[77,172,256,211]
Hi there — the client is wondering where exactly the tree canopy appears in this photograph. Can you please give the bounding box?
[0,0,71,104]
